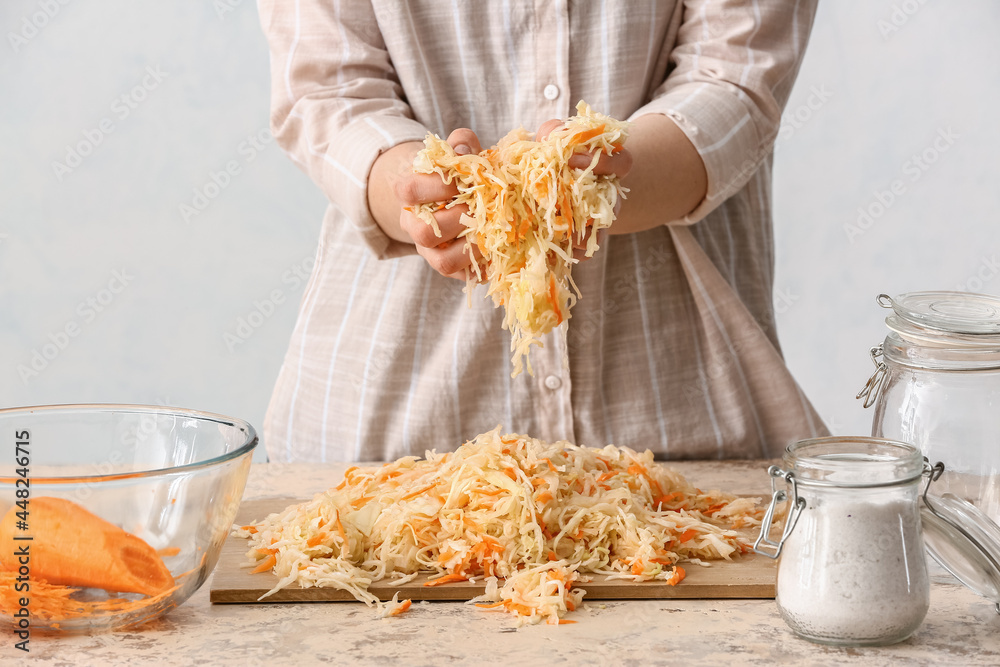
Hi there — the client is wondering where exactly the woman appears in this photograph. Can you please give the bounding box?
[258,0,826,462]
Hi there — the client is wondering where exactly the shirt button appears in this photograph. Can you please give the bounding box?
[544,375,562,390]
[543,84,560,101]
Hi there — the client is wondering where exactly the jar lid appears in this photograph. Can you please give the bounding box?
[921,488,1000,612]
[885,315,1000,349]
[879,291,1000,335]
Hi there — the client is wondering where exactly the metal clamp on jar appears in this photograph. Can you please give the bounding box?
[857,291,1000,526]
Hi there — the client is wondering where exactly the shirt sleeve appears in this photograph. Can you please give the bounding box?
[630,0,819,224]
[258,0,428,259]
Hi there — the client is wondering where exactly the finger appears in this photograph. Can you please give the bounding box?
[568,148,634,179]
[442,239,486,282]
[446,128,482,156]
[416,238,479,278]
[536,119,563,142]
[572,228,608,262]
[399,203,471,248]
[395,172,460,206]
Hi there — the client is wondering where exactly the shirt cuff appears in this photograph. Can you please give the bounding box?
[631,82,767,224]
[325,114,429,259]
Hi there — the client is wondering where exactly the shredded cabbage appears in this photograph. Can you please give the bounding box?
[235,428,762,626]
[411,101,629,377]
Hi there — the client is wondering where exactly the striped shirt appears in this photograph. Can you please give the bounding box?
[257,0,827,463]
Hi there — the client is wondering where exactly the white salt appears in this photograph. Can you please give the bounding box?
[776,496,929,645]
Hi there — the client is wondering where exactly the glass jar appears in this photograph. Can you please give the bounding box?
[754,437,929,646]
[859,292,1000,525]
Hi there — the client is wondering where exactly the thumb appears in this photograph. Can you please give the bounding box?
[446,128,482,155]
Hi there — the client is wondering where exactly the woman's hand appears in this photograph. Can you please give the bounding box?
[536,118,634,180]
[395,129,484,280]
[536,119,634,259]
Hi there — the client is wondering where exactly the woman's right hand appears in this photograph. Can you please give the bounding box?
[396,129,483,281]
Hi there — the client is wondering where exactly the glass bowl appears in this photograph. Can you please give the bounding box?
[0,404,257,633]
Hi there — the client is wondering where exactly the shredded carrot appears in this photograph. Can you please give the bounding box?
[388,599,412,616]
[411,102,627,377]
[402,483,438,500]
[571,124,606,144]
[548,275,563,325]
[252,554,277,574]
[237,427,763,626]
[0,572,179,624]
[334,511,349,554]
[156,547,181,557]
[424,573,468,587]
[350,495,374,509]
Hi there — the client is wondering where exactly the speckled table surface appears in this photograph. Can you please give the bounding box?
[18,461,1000,666]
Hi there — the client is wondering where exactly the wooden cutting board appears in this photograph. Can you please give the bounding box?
[210,497,775,604]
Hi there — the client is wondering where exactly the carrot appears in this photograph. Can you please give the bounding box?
[252,554,277,574]
[350,495,374,509]
[535,491,554,504]
[558,619,577,624]
[241,525,258,534]
[679,529,698,543]
[388,599,412,616]
[654,492,684,506]
[0,497,174,597]
[547,276,563,324]
[156,546,181,557]
[401,483,438,500]
[0,571,177,622]
[571,124,606,144]
[334,511,349,553]
[306,533,328,548]
[666,566,686,586]
[504,600,535,616]
[424,573,468,587]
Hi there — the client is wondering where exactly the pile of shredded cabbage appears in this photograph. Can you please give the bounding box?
[235,428,762,626]
[411,102,629,377]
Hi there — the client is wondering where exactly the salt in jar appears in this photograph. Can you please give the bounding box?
[754,436,929,646]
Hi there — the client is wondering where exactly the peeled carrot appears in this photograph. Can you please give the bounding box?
[0,497,174,597]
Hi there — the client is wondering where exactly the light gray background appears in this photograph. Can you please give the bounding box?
[2,1,997,461]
